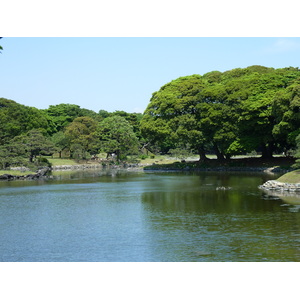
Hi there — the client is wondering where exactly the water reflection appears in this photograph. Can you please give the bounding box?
[141,172,280,214]
[1,170,300,261]
[140,172,300,261]
[262,188,300,212]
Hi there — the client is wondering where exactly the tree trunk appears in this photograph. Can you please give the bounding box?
[213,143,225,161]
[261,144,273,159]
[29,153,34,163]
[116,150,121,161]
[198,148,208,161]
[225,153,231,160]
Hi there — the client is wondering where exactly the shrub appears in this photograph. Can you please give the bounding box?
[292,134,300,169]
[35,157,52,167]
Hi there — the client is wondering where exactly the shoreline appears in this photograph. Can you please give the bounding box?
[0,167,51,181]
[143,165,289,173]
[0,164,292,181]
[259,180,300,193]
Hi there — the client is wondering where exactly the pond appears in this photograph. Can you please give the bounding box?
[0,169,299,262]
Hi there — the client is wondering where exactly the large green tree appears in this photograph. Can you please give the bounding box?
[141,75,208,159]
[64,116,98,159]
[141,66,300,160]
[0,142,26,169]
[10,129,56,163]
[44,104,83,133]
[0,98,50,145]
[293,134,300,168]
[272,78,300,152]
[44,103,102,134]
[97,116,139,160]
[50,131,69,158]
[141,74,240,160]
[234,67,300,158]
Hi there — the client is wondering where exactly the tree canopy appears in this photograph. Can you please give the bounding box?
[1,65,300,169]
[141,66,300,160]
[97,115,139,160]
[64,116,99,159]
[0,98,50,145]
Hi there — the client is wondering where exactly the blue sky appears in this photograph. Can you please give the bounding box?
[1,37,300,113]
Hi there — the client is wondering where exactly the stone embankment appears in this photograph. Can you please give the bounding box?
[0,167,51,181]
[0,164,142,180]
[52,163,141,170]
[52,164,103,170]
[259,180,300,193]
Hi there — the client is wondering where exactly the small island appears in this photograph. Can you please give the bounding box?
[259,170,300,192]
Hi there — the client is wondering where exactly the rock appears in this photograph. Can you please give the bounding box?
[36,167,50,176]
[0,174,14,180]
[259,180,300,193]
[216,186,231,190]
[0,167,51,181]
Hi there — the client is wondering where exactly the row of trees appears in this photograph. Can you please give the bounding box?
[1,65,300,169]
[0,99,143,168]
[141,65,300,160]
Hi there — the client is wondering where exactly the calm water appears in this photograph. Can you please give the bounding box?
[0,169,300,262]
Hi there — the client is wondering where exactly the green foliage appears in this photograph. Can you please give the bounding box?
[292,134,300,168]
[44,104,100,133]
[141,66,300,160]
[141,75,207,157]
[2,64,300,167]
[97,116,139,160]
[35,157,52,167]
[12,129,56,163]
[64,116,99,159]
[111,111,143,137]
[168,148,192,161]
[50,131,69,158]
[44,103,83,133]
[272,81,300,149]
[0,143,27,169]
[0,98,50,145]
[0,130,56,169]
[98,109,111,119]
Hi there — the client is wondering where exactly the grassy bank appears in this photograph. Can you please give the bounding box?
[48,158,81,166]
[1,155,296,175]
[49,155,179,167]
[0,170,35,176]
[277,170,300,183]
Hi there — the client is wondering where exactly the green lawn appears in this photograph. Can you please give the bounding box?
[47,158,80,166]
[138,155,180,165]
[277,170,300,183]
[0,170,35,176]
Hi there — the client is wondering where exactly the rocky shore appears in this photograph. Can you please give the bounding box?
[0,164,142,180]
[0,163,293,181]
[259,180,300,193]
[0,167,51,181]
[51,164,103,170]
